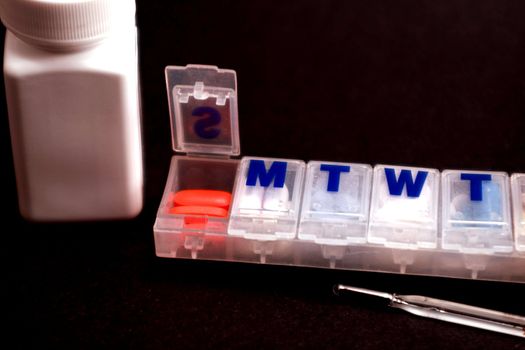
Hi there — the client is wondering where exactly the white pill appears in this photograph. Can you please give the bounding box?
[262,184,290,211]
[376,183,432,221]
[239,186,265,210]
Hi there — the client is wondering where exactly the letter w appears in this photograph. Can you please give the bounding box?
[384,168,428,198]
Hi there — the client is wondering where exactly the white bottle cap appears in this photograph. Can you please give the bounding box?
[0,0,136,48]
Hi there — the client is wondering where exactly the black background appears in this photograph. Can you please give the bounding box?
[3,1,525,348]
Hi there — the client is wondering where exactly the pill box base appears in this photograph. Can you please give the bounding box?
[152,227,525,283]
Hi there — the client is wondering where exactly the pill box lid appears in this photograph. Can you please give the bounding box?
[165,65,240,156]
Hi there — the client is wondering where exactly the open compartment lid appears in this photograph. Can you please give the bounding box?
[165,65,240,156]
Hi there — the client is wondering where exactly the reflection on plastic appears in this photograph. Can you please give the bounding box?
[450,181,502,222]
[368,165,439,249]
[511,174,525,251]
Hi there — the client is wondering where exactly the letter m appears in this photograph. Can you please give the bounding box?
[246,159,287,188]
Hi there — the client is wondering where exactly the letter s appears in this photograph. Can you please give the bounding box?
[192,106,221,139]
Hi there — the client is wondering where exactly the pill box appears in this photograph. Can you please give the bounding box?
[154,65,525,282]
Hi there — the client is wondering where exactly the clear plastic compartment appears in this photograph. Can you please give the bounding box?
[298,161,372,245]
[155,157,238,258]
[156,157,238,230]
[368,165,440,249]
[154,65,240,259]
[441,170,513,254]
[511,173,525,251]
[228,157,306,241]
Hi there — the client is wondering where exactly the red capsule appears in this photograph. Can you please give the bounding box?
[169,205,228,218]
[173,190,231,209]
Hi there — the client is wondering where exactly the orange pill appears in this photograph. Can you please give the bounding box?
[169,205,229,218]
[173,190,231,208]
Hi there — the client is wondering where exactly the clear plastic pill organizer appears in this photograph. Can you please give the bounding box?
[154,65,525,283]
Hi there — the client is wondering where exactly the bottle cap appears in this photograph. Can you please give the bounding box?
[0,0,135,48]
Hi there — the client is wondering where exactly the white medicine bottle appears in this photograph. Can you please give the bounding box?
[0,0,143,221]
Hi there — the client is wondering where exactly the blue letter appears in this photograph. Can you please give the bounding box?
[246,160,287,188]
[320,164,351,192]
[192,106,221,139]
[460,173,492,201]
[385,168,428,198]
